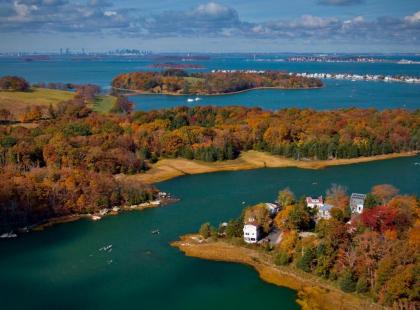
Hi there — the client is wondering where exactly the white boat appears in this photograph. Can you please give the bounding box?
[194,97,201,101]
[0,232,17,239]
[99,209,108,216]
[187,98,194,102]
[99,244,113,251]
[91,215,102,221]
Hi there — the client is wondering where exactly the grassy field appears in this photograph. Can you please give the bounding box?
[0,87,117,117]
[89,95,117,113]
[0,88,74,116]
[123,150,418,184]
[172,235,383,310]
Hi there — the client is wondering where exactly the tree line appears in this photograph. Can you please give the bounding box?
[112,70,323,95]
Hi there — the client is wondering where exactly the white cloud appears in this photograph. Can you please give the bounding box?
[104,10,117,17]
[195,2,230,16]
[404,11,420,24]
[0,1,418,46]
[318,0,363,6]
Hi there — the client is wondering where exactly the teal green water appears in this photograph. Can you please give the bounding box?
[0,155,419,310]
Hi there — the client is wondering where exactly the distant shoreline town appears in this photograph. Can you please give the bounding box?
[251,56,420,64]
[291,72,420,84]
[211,70,420,84]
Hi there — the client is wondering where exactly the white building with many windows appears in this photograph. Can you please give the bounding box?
[350,193,366,214]
[243,221,260,244]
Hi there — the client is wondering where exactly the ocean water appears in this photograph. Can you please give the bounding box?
[0,55,419,110]
[0,156,419,310]
[131,80,420,111]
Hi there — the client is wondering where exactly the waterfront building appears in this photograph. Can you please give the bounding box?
[350,193,367,214]
[306,196,324,209]
[318,204,334,219]
[243,219,260,244]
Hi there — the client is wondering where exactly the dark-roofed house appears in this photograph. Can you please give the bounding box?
[350,193,367,214]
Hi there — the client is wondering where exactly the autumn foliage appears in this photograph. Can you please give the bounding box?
[112,70,323,95]
[217,184,419,308]
[0,76,29,92]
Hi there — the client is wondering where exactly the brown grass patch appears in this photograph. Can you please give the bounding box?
[124,150,418,184]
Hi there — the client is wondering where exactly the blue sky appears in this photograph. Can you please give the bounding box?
[0,0,419,52]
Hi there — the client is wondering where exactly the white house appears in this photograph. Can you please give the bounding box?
[318,204,334,220]
[243,220,260,244]
[350,193,366,214]
[306,196,324,208]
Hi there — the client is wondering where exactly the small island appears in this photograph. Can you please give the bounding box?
[111,69,323,95]
[172,185,419,310]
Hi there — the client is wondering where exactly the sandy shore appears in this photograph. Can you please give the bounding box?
[172,234,385,310]
[122,150,418,184]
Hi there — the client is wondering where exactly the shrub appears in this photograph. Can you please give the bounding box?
[297,247,316,272]
[225,218,243,238]
[356,276,369,294]
[0,76,29,91]
[339,270,357,293]
[0,136,17,148]
[63,122,92,137]
[199,222,211,238]
[274,250,290,266]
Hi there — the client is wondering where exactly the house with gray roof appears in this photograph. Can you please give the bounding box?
[350,193,367,214]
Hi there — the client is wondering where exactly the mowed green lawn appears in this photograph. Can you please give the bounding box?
[90,95,117,113]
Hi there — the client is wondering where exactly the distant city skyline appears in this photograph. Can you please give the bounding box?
[0,1,419,53]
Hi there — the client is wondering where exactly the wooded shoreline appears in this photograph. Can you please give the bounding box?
[114,85,324,97]
[123,150,419,184]
[8,151,417,235]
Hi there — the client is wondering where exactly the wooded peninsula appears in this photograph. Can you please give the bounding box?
[173,185,419,310]
[111,70,323,95]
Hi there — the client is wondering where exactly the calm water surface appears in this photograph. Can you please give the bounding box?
[1,56,419,110]
[1,156,419,310]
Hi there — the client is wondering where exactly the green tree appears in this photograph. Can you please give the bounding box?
[339,270,357,293]
[364,193,379,209]
[297,247,316,272]
[287,203,311,231]
[277,187,295,208]
[199,222,211,238]
[356,276,369,294]
[274,250,290,266]
[225,219,243,238]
